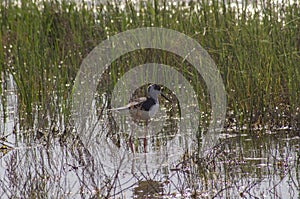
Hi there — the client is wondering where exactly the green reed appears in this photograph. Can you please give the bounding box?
[0,0,299,132]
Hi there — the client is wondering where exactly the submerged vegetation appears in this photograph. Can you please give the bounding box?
[0,0,299,198]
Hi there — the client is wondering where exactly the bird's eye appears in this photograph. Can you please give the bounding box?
[154,84,161,91]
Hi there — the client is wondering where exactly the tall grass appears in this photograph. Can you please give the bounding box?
[0,0,299,133]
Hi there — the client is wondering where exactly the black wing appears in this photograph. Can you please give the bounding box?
[136,97,156,111]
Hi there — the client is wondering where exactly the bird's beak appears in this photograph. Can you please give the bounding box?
[161,93,171,102]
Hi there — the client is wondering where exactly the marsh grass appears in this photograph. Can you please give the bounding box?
[0,1,299,197]
[0,0,299,133]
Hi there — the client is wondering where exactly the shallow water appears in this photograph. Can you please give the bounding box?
[0,82,299,198]
[0,128,299,198]
[1,0,299,197]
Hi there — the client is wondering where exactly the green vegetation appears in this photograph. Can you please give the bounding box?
[0,1,299,198]
[0,0,299,131]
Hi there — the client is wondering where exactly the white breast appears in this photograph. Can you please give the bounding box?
[148,103,159,118]
[129,103,159,121]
